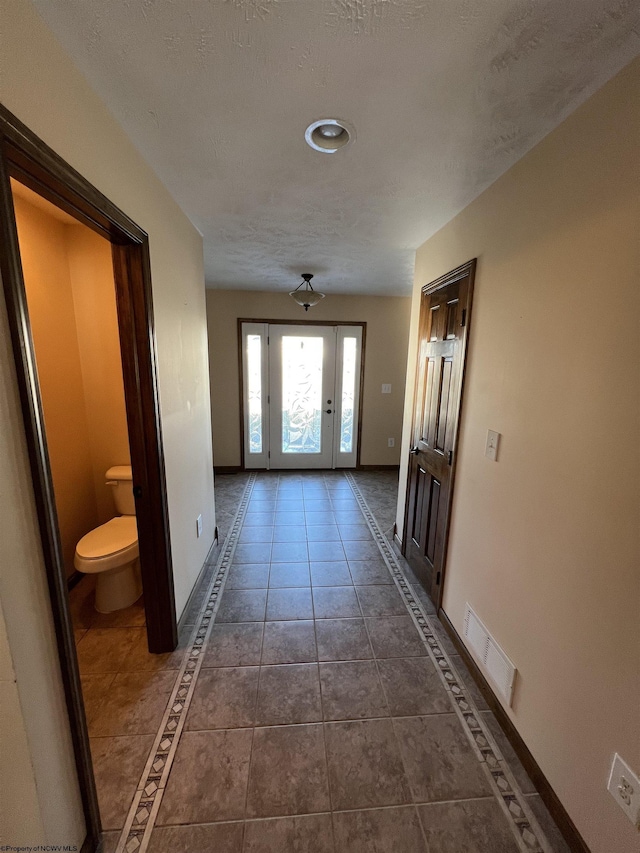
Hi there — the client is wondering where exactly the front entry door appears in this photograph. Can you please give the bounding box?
[240,322,363,469]
[403,260,475,606]
[269,325,336,469]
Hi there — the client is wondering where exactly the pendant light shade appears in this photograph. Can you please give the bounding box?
[289,273,325,311]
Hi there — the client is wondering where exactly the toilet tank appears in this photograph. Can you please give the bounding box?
[106,465,136,515]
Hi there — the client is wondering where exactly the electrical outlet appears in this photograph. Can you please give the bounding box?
[388,438,395,448]
[196,514,203,538]
[485,429,500,462]
[381,383,391,394]
[607,753,640,827]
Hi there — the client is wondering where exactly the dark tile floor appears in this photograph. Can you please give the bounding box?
[70,579,193,832]
[71,471,570,853]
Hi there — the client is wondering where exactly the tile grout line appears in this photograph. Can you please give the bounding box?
[115,473,258,853]
[344,472,554,853]
[315,476,337,852]
[242,475,279,830]
[351,534,429,848]
[336,474,431,848]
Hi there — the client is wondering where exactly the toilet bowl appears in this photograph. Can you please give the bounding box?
[74,466,142,613]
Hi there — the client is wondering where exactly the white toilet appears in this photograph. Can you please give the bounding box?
[74,465,142,613]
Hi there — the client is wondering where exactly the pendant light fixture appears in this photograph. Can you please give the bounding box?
[289,273,325,311]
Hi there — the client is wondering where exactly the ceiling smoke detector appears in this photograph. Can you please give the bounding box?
[305,119,353,153]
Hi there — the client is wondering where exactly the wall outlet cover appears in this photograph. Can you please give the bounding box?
[485,429,500,462]
[388,437,395,447]
[381,383,391,394]
[607,753,640,827]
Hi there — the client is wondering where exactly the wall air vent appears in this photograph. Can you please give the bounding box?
[463,604,517,706]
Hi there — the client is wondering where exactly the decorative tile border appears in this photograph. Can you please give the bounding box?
[115,473,257,853]
[344,472,554,853]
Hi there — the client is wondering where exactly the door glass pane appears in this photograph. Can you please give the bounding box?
[281,336,323,453]
[340,337,357,453]
[246,334,262,454]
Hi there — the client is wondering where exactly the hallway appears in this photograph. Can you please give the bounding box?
[91,471,569,853]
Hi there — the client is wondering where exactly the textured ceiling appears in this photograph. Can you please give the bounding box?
[31,0,639,295]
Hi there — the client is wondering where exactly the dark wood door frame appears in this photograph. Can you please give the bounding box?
[0,104,177,849]
[236,318,367,471]
[402,259,476,609]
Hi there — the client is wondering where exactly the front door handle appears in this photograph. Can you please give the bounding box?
[410,446,419,455]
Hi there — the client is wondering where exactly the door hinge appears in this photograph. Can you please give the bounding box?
[268,451,270,458]
[267,336,270,345]
[460,308,466,327]
[436,571,441,585]
[447,449,453,465]
[267,394,270,405]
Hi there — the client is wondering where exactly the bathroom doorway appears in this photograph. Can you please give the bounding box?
[11,181,135,597]
[0,106,176,847]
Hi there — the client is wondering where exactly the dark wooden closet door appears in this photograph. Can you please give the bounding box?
[403,261,475,606]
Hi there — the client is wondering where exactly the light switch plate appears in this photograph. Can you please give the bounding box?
[485,430,500,462]
[381,384,391,394]
[607,753,640,827]
[388,438,395,447]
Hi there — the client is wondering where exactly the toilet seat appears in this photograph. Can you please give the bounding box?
[75,516,138,574]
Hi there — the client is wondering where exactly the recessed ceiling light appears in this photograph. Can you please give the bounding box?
[305,119,353,153]
[317,124,344,139]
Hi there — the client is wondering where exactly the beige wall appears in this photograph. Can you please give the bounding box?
[398,59,640,853]
[0,599,43,840]
[207,289,411,468]
[0,0,215,843]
